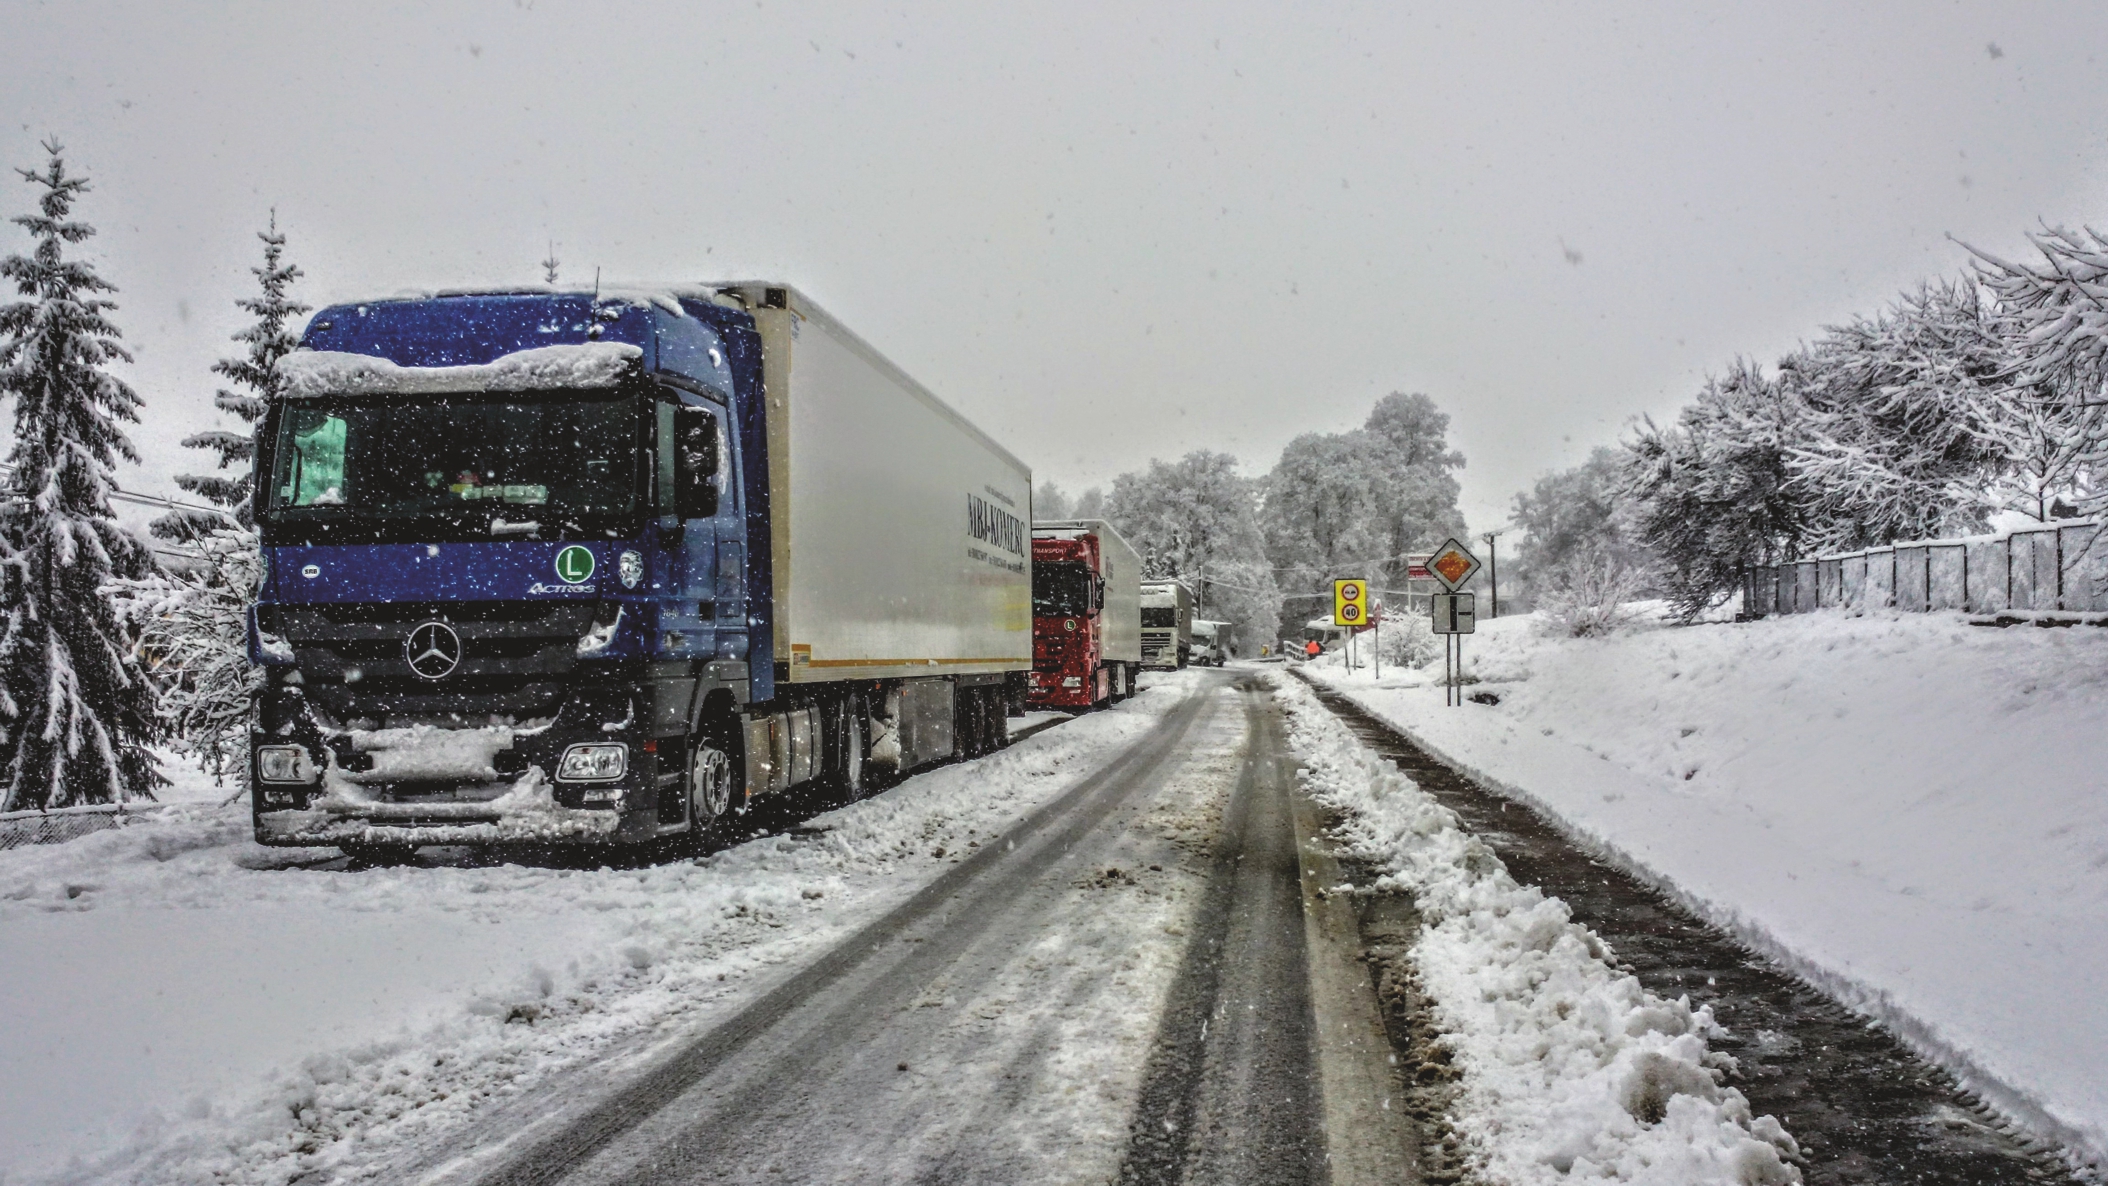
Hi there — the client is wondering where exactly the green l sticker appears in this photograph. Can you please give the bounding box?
[555,546,595,584]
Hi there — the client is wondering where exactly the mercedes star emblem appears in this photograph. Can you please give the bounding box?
[405,620,463,680]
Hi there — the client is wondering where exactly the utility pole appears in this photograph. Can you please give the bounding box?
[1481,529,1506,618]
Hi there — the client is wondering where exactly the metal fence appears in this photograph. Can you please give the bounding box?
[0,801,170,851]
[1745,520,2108,617]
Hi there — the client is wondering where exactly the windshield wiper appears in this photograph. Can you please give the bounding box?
[490,518,541,536]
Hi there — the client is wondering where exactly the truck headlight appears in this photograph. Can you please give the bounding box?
[257,745,313,783]
[619,550,644,589]
[557,743,628,781]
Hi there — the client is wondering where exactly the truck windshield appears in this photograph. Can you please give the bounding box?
[1141,607,1178,628]
[265,391,639,528]
[1033,564,1092,617]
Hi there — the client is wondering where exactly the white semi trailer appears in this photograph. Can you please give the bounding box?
[251,282,1033,855]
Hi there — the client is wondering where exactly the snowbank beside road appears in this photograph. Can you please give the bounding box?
[1307,610,2108,1172]
[0,679,1193,1186]
[1272,674,1801,1184]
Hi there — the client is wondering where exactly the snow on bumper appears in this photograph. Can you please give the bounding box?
[257,766,623,846]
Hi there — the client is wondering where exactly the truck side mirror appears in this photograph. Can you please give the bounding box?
[674,405,719,519]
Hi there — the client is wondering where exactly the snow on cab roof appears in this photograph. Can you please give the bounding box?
[323,285,748,317]
[276,343,644,399]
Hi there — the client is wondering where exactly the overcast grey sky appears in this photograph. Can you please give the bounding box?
[4,1,2106,536]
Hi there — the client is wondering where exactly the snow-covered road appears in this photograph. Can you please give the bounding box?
[0,677,1203,1185]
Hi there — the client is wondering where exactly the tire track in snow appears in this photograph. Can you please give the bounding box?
[438,674,1230,1185]
[1116,676,1328,1186]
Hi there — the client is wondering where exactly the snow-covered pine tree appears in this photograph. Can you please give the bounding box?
[152,212,307,538]
[0,140,163,809]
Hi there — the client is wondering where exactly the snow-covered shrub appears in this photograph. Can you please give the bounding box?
[108,528,261,793]
[1538,549,1648,637]
[1377,609,1438,668]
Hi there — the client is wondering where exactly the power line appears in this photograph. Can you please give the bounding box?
[0,462,235,563]
[0,461,237,521]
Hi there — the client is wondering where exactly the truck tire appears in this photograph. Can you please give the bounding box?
[830,693,870,799]
[987,687,1010,750]
[689,743,735,831]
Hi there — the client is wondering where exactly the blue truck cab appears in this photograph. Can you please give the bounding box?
[249,289,779,852]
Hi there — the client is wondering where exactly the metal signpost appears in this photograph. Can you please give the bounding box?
[1333,578,1366,673]
[1425,537,1482,706]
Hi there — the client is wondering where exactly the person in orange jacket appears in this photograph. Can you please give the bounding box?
[1304,638,1321,660]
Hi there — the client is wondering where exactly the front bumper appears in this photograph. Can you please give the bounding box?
[251,682,671,847]
[1026,668,1098,708]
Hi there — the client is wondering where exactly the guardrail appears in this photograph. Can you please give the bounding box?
[1743,520,2108,618]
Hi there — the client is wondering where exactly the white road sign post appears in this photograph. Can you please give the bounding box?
[1425,539,1481,706]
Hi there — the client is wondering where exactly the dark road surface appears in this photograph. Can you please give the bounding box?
[1302,676,2086,1186]
[1117,679,1326,1185]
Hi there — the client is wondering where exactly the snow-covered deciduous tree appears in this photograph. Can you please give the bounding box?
[1032,479,1072,521]
[1780,281,2008,550]
[0,140,163,809]
[153,212,307,538]
[1104,450,1279,650]
[1969,227,2108,519]
[107,529,261,791]
[1626,360,1810,620]
[1510,445,1655,610]
[1262,392,1468,628]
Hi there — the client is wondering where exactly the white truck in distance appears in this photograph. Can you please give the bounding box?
[1190,619,1232,666]
[1139,580,1193,669]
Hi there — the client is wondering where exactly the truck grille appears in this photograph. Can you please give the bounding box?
[263,601,596,722]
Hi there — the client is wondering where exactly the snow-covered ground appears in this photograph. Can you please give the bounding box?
[1304,609,2108,1173]
[0,678,1195,1186]
[1273,672,1801,1184]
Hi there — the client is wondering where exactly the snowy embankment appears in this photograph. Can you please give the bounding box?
[1306,610,2108,1174]
[1273,674,1801,1185]
[0,677,1193,1186]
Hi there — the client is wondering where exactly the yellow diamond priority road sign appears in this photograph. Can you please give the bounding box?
[1426,537,1481,593]
[1332,578,1367,626]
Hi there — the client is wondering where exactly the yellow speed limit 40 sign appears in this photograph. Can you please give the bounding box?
[1333,578,1368,627]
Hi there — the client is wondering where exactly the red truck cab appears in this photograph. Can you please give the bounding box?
[1030,534,1111,708]
[1028,519,1144,710]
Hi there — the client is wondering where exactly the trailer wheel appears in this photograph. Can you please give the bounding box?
[958,687,985,758]
[689,744,734,830]
[988,687,1010,750]
[831,693,870,799]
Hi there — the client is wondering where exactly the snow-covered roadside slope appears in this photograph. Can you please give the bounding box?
[1271,673,1801,1185]
[1307,611,2108,1173]
[0,676,1195,1186]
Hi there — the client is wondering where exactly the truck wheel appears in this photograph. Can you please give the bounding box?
[988,689,1010,749]
[959,687,985,757]
[689,744,734,831]
[834,694,870,798]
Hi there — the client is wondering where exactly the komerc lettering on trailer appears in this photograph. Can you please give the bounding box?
[967,493,1026,557]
